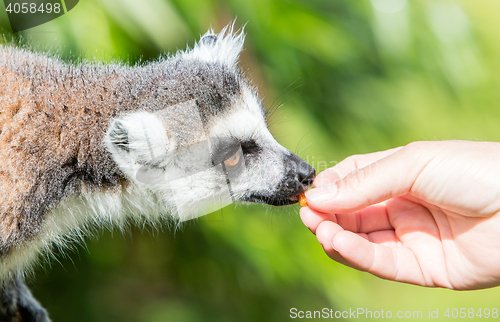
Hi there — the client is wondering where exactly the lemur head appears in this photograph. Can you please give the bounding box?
[105,25,315,221]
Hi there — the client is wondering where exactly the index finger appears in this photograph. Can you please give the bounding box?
[300,202,393,234]
[314,147,404,187]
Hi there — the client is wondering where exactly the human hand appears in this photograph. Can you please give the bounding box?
[301,140,500,290]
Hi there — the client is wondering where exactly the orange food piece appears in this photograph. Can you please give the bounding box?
[298,192,308,207]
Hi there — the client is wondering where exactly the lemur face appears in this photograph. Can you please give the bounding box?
[105,26,315,221]
[204,87,316,207]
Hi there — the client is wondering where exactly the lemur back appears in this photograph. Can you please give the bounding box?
[0,48,131,256]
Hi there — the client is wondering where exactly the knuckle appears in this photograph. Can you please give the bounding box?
[404,141,421,151]
[344,166,368,190]
[405,140,430,153]
[335,155,362,176]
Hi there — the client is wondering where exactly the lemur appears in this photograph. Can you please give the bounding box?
[0,25,315,321]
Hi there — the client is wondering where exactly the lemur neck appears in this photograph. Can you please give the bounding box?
[0,47,165,255]
[1,46,147,192]
[39,62,143,191]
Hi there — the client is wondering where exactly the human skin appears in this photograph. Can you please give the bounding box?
[300,140,500,290]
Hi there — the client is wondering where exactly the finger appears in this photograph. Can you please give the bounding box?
[314,148,403,188]
[384,197,453,288]
[314,168,339,187]
[300,207,337,234]
[301,202,394,234]
[332,230,427,286]
[366,230,401,248]
[305,143,436,213]
[315,221,360,269]
[325,147,404,182]
[335,202,392,233]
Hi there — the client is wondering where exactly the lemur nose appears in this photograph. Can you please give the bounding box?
[297,162,316,187]
[285,153,316,189]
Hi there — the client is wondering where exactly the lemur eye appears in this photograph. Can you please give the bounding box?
[224,150,241,167]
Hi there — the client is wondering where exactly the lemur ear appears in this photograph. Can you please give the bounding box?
[105,112,170,174]
[107,120,130,152]
[182,23,245,68]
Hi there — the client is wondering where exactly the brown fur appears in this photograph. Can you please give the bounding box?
[0,47,133,255]
[0,44,243,257]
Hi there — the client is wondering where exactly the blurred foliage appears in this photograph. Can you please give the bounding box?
[2,0,500,321]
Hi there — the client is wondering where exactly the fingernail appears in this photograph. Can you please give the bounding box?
[315,170,340,187]
[331,237,337,251]
[316,230,323,245]
[305,184,338,203]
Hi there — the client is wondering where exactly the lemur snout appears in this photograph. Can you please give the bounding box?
[285,153,316,191]
[258,153,315,206]
[296,161,316,188]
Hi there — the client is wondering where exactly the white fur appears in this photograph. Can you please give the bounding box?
[0,181,176,279]
[179,23,245,68]
[1,95,287,278]
[106,111,172,179]
[1,25,296,280]
[208,88,271,141]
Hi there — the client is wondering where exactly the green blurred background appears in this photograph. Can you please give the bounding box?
[2,0,500,321]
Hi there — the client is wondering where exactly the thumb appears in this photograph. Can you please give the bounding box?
[305,143,433,213]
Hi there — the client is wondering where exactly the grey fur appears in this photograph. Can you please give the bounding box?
[0,40,244,255]
[0,278,50,322]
